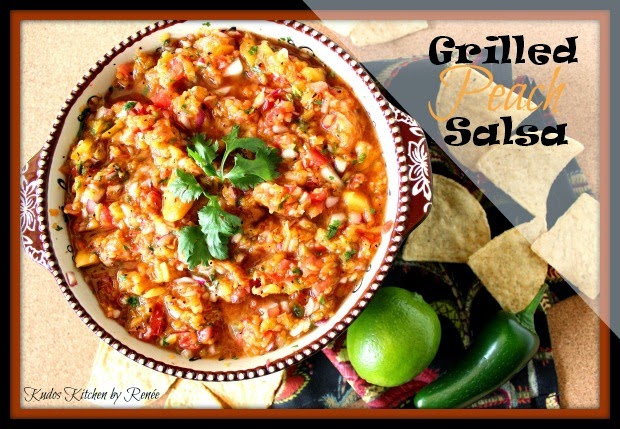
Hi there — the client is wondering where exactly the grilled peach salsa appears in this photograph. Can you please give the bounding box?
[62,25,388,360]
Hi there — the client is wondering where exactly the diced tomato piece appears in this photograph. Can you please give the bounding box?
[150,90,172,109]
[277,259,294,277]
[310,245,327,253]
[99,205,114,227]
[197,326,213,344]
[261,89,284,112]
[178,332,201,351]
[261,98,275,112]
[117,62,133,79]
[309,188,328,203]
[167,58,185,81]
[306,148,329,167]
[150,301,165,337]
[312,279,332,295]
[267,306,280,318]
[133,102,147,115]
[146,189,162,211]
[307,201,326,218]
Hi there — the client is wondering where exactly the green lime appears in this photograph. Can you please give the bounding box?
[346,287,441,387]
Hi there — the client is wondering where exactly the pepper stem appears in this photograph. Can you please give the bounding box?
[515,284,548,334]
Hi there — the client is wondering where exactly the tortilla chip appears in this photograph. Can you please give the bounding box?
[164,380,224,409]
[476,133,584,218]
[320,20,358,38]
[402,174,490,262]
[435,66,537,171]
[348,21,428,46]
[202,370,284,409]
[516,217,547,243]
[468,223,548,313]
[531,193,599,299]
[86,341,176,407]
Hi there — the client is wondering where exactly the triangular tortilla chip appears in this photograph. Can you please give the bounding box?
[436,66,537,171]
[202,370,284,409]
[164,379,224,409]
[320,20,358,38]
[349,21,428,46]
[86,341,176,407]
[516,216,547,243]
[531,193,599,299]
[477,132,584,218]
[402,174,490,262]
[468,223,548,313]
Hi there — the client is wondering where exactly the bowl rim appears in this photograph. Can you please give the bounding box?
[30,19,413,382]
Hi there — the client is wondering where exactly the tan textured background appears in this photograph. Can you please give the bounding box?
[20,20,600,409]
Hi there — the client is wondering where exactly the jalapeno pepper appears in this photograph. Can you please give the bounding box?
[413,285,547,409]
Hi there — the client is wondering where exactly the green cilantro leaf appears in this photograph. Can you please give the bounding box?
[123,101,137,111]
[198,196,242,260]
[175,127,281,266]
[225,147,281,190]
[221,125,270,162]
[248,45,258,55]
[343,249,357,261]
[127,295,140,307]
[326,219,342,239]
[188,134,218,176]
[177,225,212,269]
[218,125,281,187]
[279,36,294,45]
[292,302,304,318]
[168,169,204,203]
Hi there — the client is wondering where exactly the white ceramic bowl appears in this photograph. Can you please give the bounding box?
[20,19,432,382]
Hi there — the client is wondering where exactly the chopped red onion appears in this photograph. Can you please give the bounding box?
[156,233,174,247]
[196,109,206,128]
[325,196,339,208]
[191,275,206,285]
[85,199,96,214]
[66,271,78,287]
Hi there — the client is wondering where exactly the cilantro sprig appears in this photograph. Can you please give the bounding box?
[176,197,242,269]
[172,126,281,268]
[168,169,204,203]
[326,219,342,239]
[186,126,281,191]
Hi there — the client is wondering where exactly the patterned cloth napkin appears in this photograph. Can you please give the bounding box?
[272,56,592,409]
